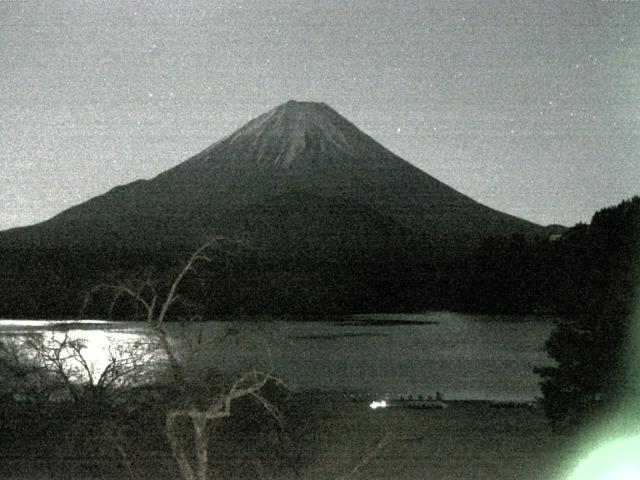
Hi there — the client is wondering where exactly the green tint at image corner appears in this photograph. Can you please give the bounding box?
[567,261,640,480]
[567,435,640,480]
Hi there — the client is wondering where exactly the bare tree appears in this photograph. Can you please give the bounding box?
[17,332,157,403]
[87,238,288,480]
[0,338,45,401]
[166,369,286,480]
[0,329,162,480]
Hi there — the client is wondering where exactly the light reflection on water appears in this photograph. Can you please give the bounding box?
[1,320,158,386]
[0,319,110,328]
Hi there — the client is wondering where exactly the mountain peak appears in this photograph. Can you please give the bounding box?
[177,100,405,170]
[282,99,328,107]
[276,99,331,114]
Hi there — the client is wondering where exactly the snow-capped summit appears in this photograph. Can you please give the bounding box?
[175,100,404,170]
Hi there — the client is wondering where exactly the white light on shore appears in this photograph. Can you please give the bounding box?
[369,400,387,410]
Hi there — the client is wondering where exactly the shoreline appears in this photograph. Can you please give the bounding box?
[290,390,542,405]
[0,390,568,480]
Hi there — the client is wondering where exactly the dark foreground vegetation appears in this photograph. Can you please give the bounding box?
[0,389,573,480]
[0,385,320,480]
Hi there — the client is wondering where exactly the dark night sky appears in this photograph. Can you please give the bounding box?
[1,0,638,230]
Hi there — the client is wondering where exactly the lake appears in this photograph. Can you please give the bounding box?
[0,312,555,401]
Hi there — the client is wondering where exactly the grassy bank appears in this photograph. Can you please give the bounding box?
[0,392,579,480]
[294,395,576,480]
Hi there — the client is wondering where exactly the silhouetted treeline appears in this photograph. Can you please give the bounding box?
[533,197,640,432]
[0,240,428,318]
[0,198,637,319]
[455,196,639,315]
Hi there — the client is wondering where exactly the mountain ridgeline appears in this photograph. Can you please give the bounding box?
[0,101,557,317]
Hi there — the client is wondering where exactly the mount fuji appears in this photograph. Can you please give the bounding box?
[2,100,543,250]
[0,100,551,315]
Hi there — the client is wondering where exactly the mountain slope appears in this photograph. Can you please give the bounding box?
[1,100,542,251]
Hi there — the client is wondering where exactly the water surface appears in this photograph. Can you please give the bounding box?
[0,312,555,401]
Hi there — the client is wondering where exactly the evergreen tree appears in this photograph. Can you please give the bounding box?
[536,197,640,431]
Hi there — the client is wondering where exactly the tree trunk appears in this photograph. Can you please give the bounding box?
[193,414,210,480]
[166,412,196,480]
